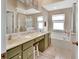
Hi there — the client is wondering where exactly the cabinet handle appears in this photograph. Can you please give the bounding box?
[19,56,21,59]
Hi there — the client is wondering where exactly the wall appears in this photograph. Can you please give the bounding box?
[16,13,26,32]
[1,0,6,54]
[73,2,78,59]
[6,0,26,10]
[6,0,17,11]
[17,1,26,9]
[18,13,26,27]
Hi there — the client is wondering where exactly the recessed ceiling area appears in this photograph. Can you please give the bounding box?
[16,0,77,15]
[15,0,67,15]
[43,0,77,11]
[16,8,41,15]
[6,0,65,15]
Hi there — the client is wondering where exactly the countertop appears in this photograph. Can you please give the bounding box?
[6,32,49,50]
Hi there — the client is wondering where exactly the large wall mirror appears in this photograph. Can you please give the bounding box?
[6,10,34,34]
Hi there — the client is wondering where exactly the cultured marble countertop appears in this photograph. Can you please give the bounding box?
[6,32,49,50]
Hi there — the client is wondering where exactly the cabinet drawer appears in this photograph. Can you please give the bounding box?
[7,45,21,59]
[34,36,44,43]
[23,40,33,50]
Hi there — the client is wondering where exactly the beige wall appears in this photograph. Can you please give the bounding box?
[6,0,26,10]
[18,13,26,26]
[17,2,26,9]
[16,13,26,32]
[6,0,17,11]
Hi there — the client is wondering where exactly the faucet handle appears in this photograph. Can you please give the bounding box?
[8,35,12,40]
[72,41,78,46]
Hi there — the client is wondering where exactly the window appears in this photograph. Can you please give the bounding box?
[37,16,44,30]
[52,14,65,30]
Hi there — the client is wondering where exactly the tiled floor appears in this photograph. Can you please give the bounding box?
[36,39,77,59]
[36,45,55,59]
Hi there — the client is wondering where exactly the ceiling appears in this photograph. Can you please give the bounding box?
[16,0,77,15]
[16,8,41,15]
[43,0,77,11]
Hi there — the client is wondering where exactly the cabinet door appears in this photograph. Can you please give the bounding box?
[38,33,50,52]
[7,46,21,59]
[38,39,45,52]
[23,46,33,59]
[23,49,28,59]
[10,53,21,59]
[48,33,51,46]
[28,55,33,59]
[44,34,49,49]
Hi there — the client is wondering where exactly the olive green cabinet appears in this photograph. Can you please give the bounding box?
[34,36,44,43]
[23,40,34,50]
[7,45,21,59]
[23,40,33,59]
[7,33,50,59]
[10,53,21,59]
[38,33,50,52]
[23,46,33,59]
[7,41,33,59]
[44,33,50,49]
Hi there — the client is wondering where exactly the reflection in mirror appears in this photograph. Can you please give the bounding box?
[26,16,33,31]
[16,13,26,32]
[6,11,14,34]
[6,11,35,34]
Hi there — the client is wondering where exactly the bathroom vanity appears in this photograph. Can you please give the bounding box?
[6,32,51,59]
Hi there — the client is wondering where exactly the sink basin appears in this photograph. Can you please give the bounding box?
[25,36,31,39]
[6,38,18,45]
